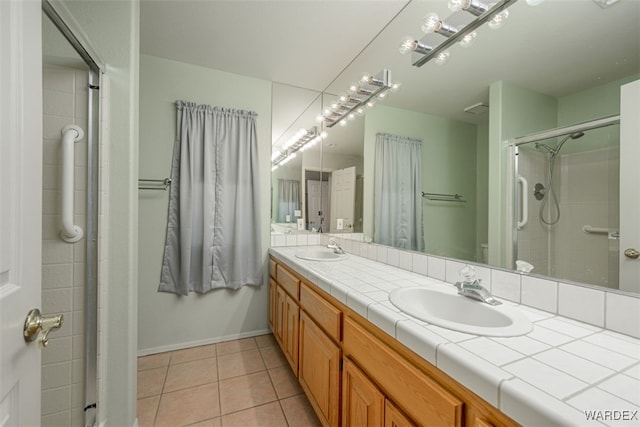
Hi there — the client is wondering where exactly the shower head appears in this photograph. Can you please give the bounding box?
[554,131,585,155]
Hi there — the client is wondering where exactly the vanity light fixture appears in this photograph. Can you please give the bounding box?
[272,127,327,168]
[318,69,397,128]
[406,0,518,67]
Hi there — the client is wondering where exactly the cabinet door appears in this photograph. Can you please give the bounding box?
[343,358,384,427]
[268,278,276,330]
[275,285,286,346]
[299,311,341,427]
[385,401,417,427]
[284,294,300,374]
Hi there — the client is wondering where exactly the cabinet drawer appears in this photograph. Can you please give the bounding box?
[300,282,342,342]
[269,258,277,279]
[343,317,463,427]
[276,264,300,299]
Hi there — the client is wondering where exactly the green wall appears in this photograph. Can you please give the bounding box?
[138,54,272,354]
[364,105,479,261]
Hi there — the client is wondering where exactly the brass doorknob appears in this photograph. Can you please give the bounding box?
[23,308,63,347]
[624,248,640,260]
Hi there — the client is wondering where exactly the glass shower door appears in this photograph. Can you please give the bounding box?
[514,124,620,289]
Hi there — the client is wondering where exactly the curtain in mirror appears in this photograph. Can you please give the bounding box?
[159,101,262,295]
[374,133,424,252]
[277,179,300,223]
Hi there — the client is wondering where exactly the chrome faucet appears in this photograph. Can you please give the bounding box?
[454,266,502,306]
[327,238,345,254]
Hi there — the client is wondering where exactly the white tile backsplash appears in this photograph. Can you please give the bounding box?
[606,292,640,339]
[427,256,446,281]
[521,275,558,313]
[411,253,428,275]
[490,269,521,303]
[559,283,605,327]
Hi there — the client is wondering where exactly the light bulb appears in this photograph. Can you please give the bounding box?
[355,107,366,117]
[390,82,401,92]
[348,83,359,94]
[399,36,432,55]
[330,102,340,111]
[366,100,376,109]
[320,131,328,139]
[271,150,282,161]
[347,113,356,121]
[435,51,450,65]
[315,114,324,123]
[448,0,466,12]
[377,92,387,100]
[338,93,349,104]
[399,37,417,55]
[271,165,279,171]
[488,7,509,29]
[361,74,372,84]
[421,12,441,34]
[323,108,331,116]
[339,119,348,127]
[459,31,477,48]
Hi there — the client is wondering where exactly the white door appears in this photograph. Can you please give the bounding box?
[306,180,328,231]
[0,1,43,425]
[330,166,356,232]
[619,79,640,293]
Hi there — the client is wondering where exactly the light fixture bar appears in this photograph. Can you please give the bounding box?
[324,69,393,128]
[412,0,519,67]
[272,127,326,167]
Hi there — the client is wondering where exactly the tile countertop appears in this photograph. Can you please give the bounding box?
[269,246,640,427]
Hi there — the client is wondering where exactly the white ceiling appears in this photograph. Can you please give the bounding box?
[140,0,640,157]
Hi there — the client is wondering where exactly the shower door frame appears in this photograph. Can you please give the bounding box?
[42,2,101,426]
[510,114,621,276]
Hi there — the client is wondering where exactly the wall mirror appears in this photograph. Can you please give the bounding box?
[271,0,640,295]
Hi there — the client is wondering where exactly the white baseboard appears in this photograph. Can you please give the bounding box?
[137,328,273,357]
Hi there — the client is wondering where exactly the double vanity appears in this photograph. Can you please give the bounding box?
[269,244,640,427]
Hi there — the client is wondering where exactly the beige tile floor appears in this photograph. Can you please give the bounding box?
[137,334,321,427]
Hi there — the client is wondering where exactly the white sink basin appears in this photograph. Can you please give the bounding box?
[389,286,532,337]
[295,248,345,262]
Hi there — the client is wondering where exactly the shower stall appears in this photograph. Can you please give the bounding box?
[513,116,621,288]
[41,3,100,426]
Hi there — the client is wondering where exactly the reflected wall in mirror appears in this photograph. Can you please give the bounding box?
[270,84,322,234]
[271,0,640,295]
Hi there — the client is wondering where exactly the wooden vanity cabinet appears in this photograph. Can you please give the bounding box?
[271,264,300,374]
[299,310,341,427]
[342,357,384,427]
[268,257,516,427]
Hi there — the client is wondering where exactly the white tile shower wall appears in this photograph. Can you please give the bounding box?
[516,149,551,276]
[270,234,640,339]
[41,65,88,427]
[556,147,619,288]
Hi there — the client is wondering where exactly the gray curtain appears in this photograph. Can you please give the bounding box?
[158,101,262,295]
[277,179,300,222]
[373,133,424,251]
